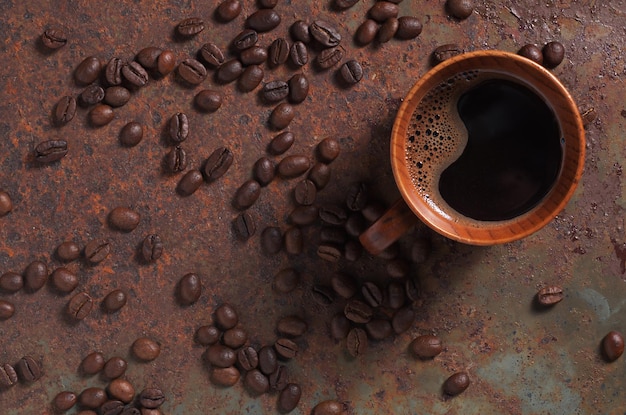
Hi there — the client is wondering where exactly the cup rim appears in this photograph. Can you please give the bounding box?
[390,50,585,245]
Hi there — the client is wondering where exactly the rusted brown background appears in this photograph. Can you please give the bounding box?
[1,0,625,414]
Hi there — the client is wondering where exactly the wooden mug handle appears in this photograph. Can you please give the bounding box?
[359,198,420,256]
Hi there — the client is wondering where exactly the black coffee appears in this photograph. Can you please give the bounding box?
[406,71,563,221]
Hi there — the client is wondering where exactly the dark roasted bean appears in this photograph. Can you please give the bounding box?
[136,46,162,69]
[432,44,463,65]
[345,213,366,237]
[319,204,347,225]
[238,65,264,92]
[312,284,335,305]
[268,38,290,67]
[288,73,309,104]
[53,391,77,411]
[294,179,316,205]
[362,281,383,308]
[312,400,347,415]
[344,299,372,323]
[103,289,127,313]
[50,267,79,293]
[290,20,311,43]
[119,121,143,147]
[284,227,303,254]
[446,0,474,20]
[355,19,378,45]
[410,334,443,358]
[238,346,259,371]
[542,41,565,69]
[42,27,67,49]
[233,29,258,51]
[386,258,409,278]
[273,268,300,293]
[308,162,331,189]
[79,84,105,106]
[223,327,248,348]
[107,378,135,403]
[344,240,363,262]
[518,44,543,65]
[54,95,77,125]
[68,292,93,320]
[269,365,288,392]
[195,325,221,346]
[443,372,470,396]
[234,211,256,240]
[269,103,295,130]
[178,58,207,84]
[290,41,308,67]
[0,191,12,217]
[277,315,307,337]
[138,388,165,409]
[278,383,302,412]
[310,20,342,47]
[234,179,261,209]
[165,146,187,173]
[75,56,102,85]
[203,147,234,181]
[78,387,107,408]
[0,363,18,388]
[122,61,148,87]
[216,59,243,83]
[132,337,161,361]
[405,276,420,301]
[268,131,294,155]
[0,272,22,293]
[258,0,278,8]
[215,303,239,329]
[81,351,105,375]
[317,244,342,262]
[199,43,225,68]
[0,300,15,320]
[274,338,298,359]
[278,155,310,178]
[317,46,345,69]
[169,112,189,143]
[100,400,124,415]
[105,57,124,85]
[206,344,237,368]
[365,318,393,340]
[262,80,289,103]
[102,356,127,379]
[23,260,48,292]
[396,16,423,40]
[334,0,360,9]
[346,328,367,357]
[346,182,367,211]
[195,89,223,112]
[153,50,176,76]
[88,104,114,127]
[602,331,624,362]
[369,1,399,22]
[210,366,240,386]
[240,46,268,65]
[253,157,276,186]
[178,273,202,305]
[536,286,564,305]
[392,307,415,333]
[216,0,242,22]
[339,60,363,84]
[34,139,68,163]
[108,206,140,232]
[387,282,406,309]
[246,9,281,32]
[331,272,357,298]
[289,205,319,226]
[378,17,398,43]
[261,226,283,254]
[177,17,205,36]
[104,86,131,107]
[330,313,351,339]
[245,369,269,395]
[258,346,278,375]
[177,170,204,196]
[84,238,111,264]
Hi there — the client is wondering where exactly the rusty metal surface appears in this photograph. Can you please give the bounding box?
[0,0,625,414]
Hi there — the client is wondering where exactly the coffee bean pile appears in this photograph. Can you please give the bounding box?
[0,356,42,389]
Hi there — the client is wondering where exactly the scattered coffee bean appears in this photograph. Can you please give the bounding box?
[278,155,310,178]
[580,106,597,127]
[103,356,128,379]
[0,363,18,388]
[308,162,331,189]
[42,26,67,49]
[270,103,295,129]
[289,205,319,226]
[344,299,373,323]
[396,16,422,39]
[518,44,543,65]
[234,179,261,210]
[287,73,309,104]
[443,372,470,396]
[312,400,347,415]
[245,369,269,395]
[88,104,114,127]
[317,46,345,69]
[312,284,335,305]
[157,50,176,76]
[178,58,207,85]
[405,277,420,302]
[177,170,204,196]
[136,46,162,70]
[261,226,283,254]
[268,38,290,68]
[0,272,23,293]
[290,41,308,67]
[195,89,223,112]
[369,2,399,22]
[331,273,357,299]
[122,61,149,87]
[53,391,77,411]
[543,41,565,69]
[355,19,378,45]
[345,213,366,237]
[0,191,12,217]
[334,0,359,8]
[360,201,385,222]
[362,281,383,308]
[165,146,188,173]
[378,17,399,42]
[142,234,163,262]
[262,80,289,103]
[317,137,340,163]
[169,112,189,143]
[35,139,68,163]
[346,328,367,357]
[274,338,298,360]
[277,315,307,337]
[178,273,202,305]
[51,267,78,293]
[602,331,624,362]
[177,17,205,36]
[75,56,102,85]
[108,207,140,232]
[339,60,363,84]
[269,131,295,155]
[284,227,303,254]
[23,260,48,292]
[216,59,244,83]
[386,282,406,309]
[103,289,127,313]
[330,313,351,339]
[319,205,348,225]
[273,268,300,293]
[432,44,463,65]
[139,388,165,409]
[0,300,15,320]
[132,337,161,361]
[205,344,237,367]
[238,346,259,371]
[16,356,42,382]
[294,179,316,205]
[104,86,131,107]
[80,351,105,375]
[238,65,264,92]
[446,0,473,20]
[258,346,278,375]
[410,334,443,358]
[278,383,302,412]
[290,20,311,43]
[233,29,258,51]
[196,325,221,346]
[259,0,278,8]
[345,182,367,211]
[79,84,105,106]
[203,147,234,182]
[67,292,93,320]
[216,0,242,22]
[365,318,393,340]
[387,258,409,278]
[246,9,281,32]
[344,240,363,261]
[310,20,342,47]
[78,387,107,409]
[240,46,268,65]
[100,400,124,415]
[108,378,135,403]
[215,304,239,330]
[234,211,256,240]
[210,366,240,386]
[199,43,225,68]
[536,286,564,306]
[119,122,143,147]
[317,244,342,262]
[253,157,276,186]
[105,57,124,86]
[269,365,288,391]
[392,307,415,333]
[223,327,248,348]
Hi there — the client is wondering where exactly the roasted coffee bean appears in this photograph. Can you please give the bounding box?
[203,147,234,181]
[536,286,564,305]
[316,46,345,69]
[262,80,289,103]
[386,258,409,278]
[0,191,12,217]
[108,207,140,232]
[238,346,259,371]
[319,205,348,225]
[317,244,342,262]
[369,1,399,22]
[178,58,207,85]
[317,137,340,163]
[269,131,295,155]
[387,282,406,309]
[100,400,124,415]
[165,146,187,173]
[392,307,415,333]
[79,387,107,408]
[42,27,67,49]
[334,0,359,9]
[141,234,163,262]
[258,346,278,375]
[346,328,367,357]
[132,337,161,361]
[543,41,565,69]
[289,205,319,226]
[79,84,105,106]
[268,38,290,67]
[103,289,127,312]
[330,313,351,339]
[245,369,269,395]
[136,47,162,69]
[288,73,309,104]
[339,60,363,84]
[443,372,470,396]
[216,0,242,22]
[177,170,204,196]
[274,338,298,360]
[234,211,256,240]
[246,9,281,32]
[321,227,348,246]
[210,366,240,386]
[344,240,363,262]
[108,378,135,403]
[0,300,15,320]
[0,363,18,388]
[345,214,366,237]
[233,29,258,51]
[23,260,48,292]
[16,356,42,382]
[278,155,309,177]
[0,272,23,293]
[53,391,77,411]
[396,16,423,40]
[602,331,624,362]
[378,17,398,43]
[273,268,300,293]
[362,282,383,308]
[240,46,268,66]
[123,408,141,415]
[331,273,357,298]
[234,179,261,209]
[277,315,307,337]
[310,20,341,47]
[119,122,143,147]
[103,356,127,379]
[50,267,78,293]
[344,299,372,323]
[294,179,316,205]
[223,327,248,348]
[216,59,243,83]
[290,20,311,43]
[105,57,124,85]
[446,0,473,20]
[104,86,131,107]
[122,61,149,87]
[206,344,237,367]
[169,112,189,143]
[259,0,278,7]
[410,334,443,358]
[75,56,102,85]
[432,44,463,65]
[269,365,288,391]
[215,303,239,329]
[345,182,367,211]
[405,277,420,302]
[35,139,67,163]
[139,388,165,409]
[195,89,223,112]
[308,162,331,189]
[177,17,205,36]
[517,44,543,67]
[195,325,221,346]
[199,43,225,68]
[156,50,177,77]
[312,284,335,305]
[177,273,201,305]
[80,351,105,375]
[365,319,393,340]
[290,41,308,67]
[88,104,114,127]
[355,19,378,45]
[238,65,264,92]
[261,226,283,254]
[270,103,295,129]
[253,157,276,186]
[67,292,93,320]
[278,383,302,412]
